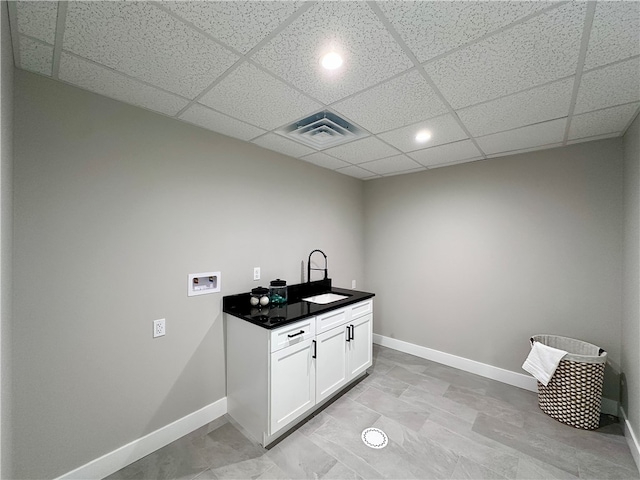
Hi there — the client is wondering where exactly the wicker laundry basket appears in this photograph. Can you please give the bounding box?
[530,335,607,430]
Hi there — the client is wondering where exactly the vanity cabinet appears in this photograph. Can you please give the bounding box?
[226,299,373,447]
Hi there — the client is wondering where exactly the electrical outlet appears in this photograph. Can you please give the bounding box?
[253,267,260,281]
[352,280,356,289]
[153,318,166,338]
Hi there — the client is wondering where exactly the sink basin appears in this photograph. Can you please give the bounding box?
[302,293,350,305]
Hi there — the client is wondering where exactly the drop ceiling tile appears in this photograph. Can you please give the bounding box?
[382,167,426,177]
[300,153,351,171]
[475,118,566,155]
[359,155,422,175]
[583,2,640,70]
[425,2,586,109]
[180,104,265,141]
[378,1,551,63]
[332,70,448,134]
[336,165,380,179]
[199,63,322,131]
[409,140,483,167]
[251,133,316,158]
[567,133,620,145]
[574,58,640,115]
[252,1,413,104]
[428,157,484,169]
[59,53,189,117]
[62,2,239,99]
[18,36,52,76]
[378,114,468,153]
[322,137,397,165]
[161,1,303,54]
[486,142,563,159]
[568,103,640,141]
[457,78,574,137]
[16,1,57,44]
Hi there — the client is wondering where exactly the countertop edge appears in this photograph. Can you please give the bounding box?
[223,286,375,330]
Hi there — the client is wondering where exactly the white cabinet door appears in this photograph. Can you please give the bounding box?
[347,314,372,379]
[315,324,349,403]
[270,339,316,435]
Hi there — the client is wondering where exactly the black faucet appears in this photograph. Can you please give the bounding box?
[307,249,328,282]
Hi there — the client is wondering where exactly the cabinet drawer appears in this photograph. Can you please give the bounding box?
[270,319,315,353]
[350,300,372,320]
[316,307,349,334]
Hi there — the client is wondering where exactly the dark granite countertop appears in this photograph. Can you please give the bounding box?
[223,279,375,329]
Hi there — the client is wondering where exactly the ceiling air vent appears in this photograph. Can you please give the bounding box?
[280,111,366,149]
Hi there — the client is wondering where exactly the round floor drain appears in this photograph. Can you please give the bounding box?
[361,427,388,449]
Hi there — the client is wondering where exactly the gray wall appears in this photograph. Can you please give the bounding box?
[623,111,640,444]
[12,71,365,479]
[0,1,13,478]
[364,141,624,381]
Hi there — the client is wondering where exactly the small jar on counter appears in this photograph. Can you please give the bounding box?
[269,279,287,305]
[250,287,270,307]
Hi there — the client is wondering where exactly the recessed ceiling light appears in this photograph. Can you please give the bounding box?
[415,130,432,143]
[321,52,343,70]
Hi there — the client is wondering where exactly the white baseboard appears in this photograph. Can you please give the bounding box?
[372,334,619,415]
[373,334,538,392]
[55,397,227,480]
[621,407,640,473]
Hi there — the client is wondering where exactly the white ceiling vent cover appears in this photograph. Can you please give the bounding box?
[280,111,367,149]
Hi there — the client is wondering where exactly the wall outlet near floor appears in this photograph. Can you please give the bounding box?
[253,267,260,281]
[153,318,166,338]
[352,280,356,289]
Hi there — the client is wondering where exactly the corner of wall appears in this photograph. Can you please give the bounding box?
[0,0,14,478]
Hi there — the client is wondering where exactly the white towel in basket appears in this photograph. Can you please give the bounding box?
[522,341,568,386]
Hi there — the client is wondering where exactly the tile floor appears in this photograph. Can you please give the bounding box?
[106,345,640,479]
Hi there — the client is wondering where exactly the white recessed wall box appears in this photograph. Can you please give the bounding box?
[188,271,221,297]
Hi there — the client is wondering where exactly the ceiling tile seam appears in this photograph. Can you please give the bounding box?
[50,1,67,79]
[582,53,640,75]
[324,66,421,110]
[305,131,404,164]
[58,50,193,102]
[14,33,53,48]
[51,77,190,122]
[382,167,426,177]
[151,2,245,58]
[241,2,316,58]
[467,115,569,142]
[621,104,640,137]
[453,74,575,113]
[336,164,379,176]
[250,132,322,155]
[357,154,423,170]
[404,137,484,156]
[245,58,330,108]
[418,1,570,67]
[181,101,278,135]
[568,133,622,144]
[172,2,317,119]
[574,100,640,118]
[474,116,568,140]
[427,156,485,169]
[173,58,247,118]
[485,142,565,158]
[366,2,488,160]
[562,1,597,145]
[6,1,21,68]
